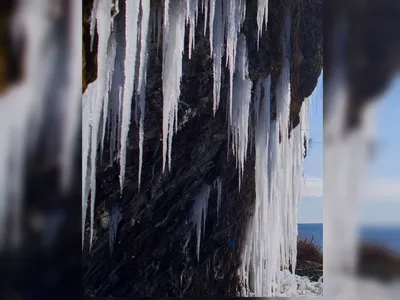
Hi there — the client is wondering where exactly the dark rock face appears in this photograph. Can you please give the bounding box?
[83,0,322,297]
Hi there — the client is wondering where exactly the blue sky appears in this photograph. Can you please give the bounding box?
[298,74,400,224]
[360,74,400,225]
[298,74,323,223]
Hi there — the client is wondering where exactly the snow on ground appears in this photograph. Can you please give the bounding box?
[246,270,323,297]
[278,270,323,296]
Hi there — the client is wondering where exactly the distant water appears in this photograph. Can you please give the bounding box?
[298,223,400,254]
[298,223,323,248]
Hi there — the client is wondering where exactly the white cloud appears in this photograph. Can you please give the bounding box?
[365,179,400,199]
[301,176,400,200]
[301,176,323,197]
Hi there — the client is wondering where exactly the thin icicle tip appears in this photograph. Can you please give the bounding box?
[191,184,210,261]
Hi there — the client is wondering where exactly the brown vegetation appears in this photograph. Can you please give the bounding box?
[297,237,323,264]
[294,238,323,281]
[358,242,400,281]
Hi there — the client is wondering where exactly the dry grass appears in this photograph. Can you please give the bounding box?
[297,237,323,264]
[358,243,400,280]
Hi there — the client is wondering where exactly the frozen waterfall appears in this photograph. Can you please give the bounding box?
[82,0,312,296]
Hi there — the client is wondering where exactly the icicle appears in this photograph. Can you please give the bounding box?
[82,83,94,247]
[60,0,82,190]
[80,3,311,297]
[108,33,121,164]
[239,0,247,28]
[163,0,170,31]
[239,14,301,297]
[239,76,271,296]
[88,0,114,248]
[100,13,118,160]
[203,0,209,36]
[256,0,269,49]
[119,0,140,192]
[136,0,151,189]
[108,15,126,165]
[161,0,187,172]
[109,204,122,255]
[289,111,304,275]
[229,34,252,187]
[191,184,210,261]
[90,0,99,52]
[209,0,215,55]
[0,87,28,249]
[112,0,120,22]
[88,80,100,249]
[186,0,198,59]
[0,0,81,249]
[211,0,224,116]
[0,99,11,248]
[224,0,239,123]
[275,15,294,291]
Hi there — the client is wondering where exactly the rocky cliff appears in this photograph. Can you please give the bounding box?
[82,0,323,297]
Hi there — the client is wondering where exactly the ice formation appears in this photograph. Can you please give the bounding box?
[89,0,115,248]
[186,0,198,59]
[191,184,211,261]
[120,0,140,192]
[224,0,245,122]
[324,21,378,297]
[278,270,323,296]
[0,0,80,249]
[161,0,187,172]
[83,0,272,214]
[61,0,82,189]
[241,75,272,295]
[229,34,252,187]
[136,0,151,188]
[239,15,311,297]
[81,0,315,297]
[210,0,224,116]
[257,0,269,49]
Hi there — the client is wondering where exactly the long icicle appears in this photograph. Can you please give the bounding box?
[99,2,119,160]
[119,0,140,192]
[137,0,151,189]
[230,34,252,188]
[161,0,187,172]
[256,0,269,49]
[89,0,114,248]
[210,0,224,116]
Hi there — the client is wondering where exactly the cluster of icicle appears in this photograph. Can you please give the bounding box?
[0,0,81,249]
[239,16,311,297]
[83,0,268,247]
[82,0,307,296]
